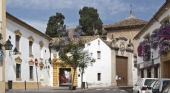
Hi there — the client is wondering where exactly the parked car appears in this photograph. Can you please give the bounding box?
[161,82,170,93]
[132,78,157,93]
[146,78,170,93]
[60,76,67,83]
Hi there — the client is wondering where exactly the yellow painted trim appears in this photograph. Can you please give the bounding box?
[15,56,22,63]
[40,58,43,61]
[29,59,34,65]
[39,62,44,67]
[28,36,34,42]
[29,54,34,58]
[16,78,22,81]
[52,58,78,87]
[39,41,44,47]
[17,52,21,55]
[29,79,34,81]
[14,30,22,37]
[5,82,42,89]
[160,15,170,24]
[143,33,150,39]
[53,54,57,58]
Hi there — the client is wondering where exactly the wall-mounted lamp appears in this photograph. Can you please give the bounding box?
[9,47,18,56]
[0,36,13,50]
[0,35,18,56]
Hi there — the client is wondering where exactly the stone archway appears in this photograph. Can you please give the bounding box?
[52,54,78,87]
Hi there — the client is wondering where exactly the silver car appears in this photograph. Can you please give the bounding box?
[146,78,170,93]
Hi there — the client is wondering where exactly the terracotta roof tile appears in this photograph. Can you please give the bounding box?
[51,36,100,45]
[104,14,148,29]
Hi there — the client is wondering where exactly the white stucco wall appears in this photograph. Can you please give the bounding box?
[136,6,170,79]
[5,18,51,86]
[79,38,112,88]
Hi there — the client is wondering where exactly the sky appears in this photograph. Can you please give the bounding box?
[6,0,166,33]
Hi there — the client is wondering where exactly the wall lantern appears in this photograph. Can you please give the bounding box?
[0,35,18,56]
[4,39,13,50]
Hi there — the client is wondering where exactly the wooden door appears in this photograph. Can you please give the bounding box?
[116,56,127,86]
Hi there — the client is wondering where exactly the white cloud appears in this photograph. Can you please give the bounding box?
[21,18,78,33]
[21,19,47,33]
[6,0,129,15]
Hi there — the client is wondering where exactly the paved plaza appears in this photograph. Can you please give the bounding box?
[6,87,132,93]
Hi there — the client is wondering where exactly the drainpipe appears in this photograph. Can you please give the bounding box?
[48,43,52,64]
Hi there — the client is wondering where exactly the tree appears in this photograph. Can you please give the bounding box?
[78,50,95,89]
[45,12,66,37]
[79,6,103,36]
[54,25,95,90]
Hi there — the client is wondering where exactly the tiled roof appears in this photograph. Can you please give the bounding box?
[51,36,100,45]
[104,12,148,29]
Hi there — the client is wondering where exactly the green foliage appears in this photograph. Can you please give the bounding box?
[79,6,103,36]
[54,25,95,90]
[45,12,65,37]
[78,50,95,73]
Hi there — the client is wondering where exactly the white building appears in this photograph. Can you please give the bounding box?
[78,37,137,87]
[4,12,52,89]
[134,1,170,79]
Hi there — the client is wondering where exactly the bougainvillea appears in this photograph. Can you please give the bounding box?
[150,31,158,49]
[142,39,151,61]
[137,42,143,57]
[158,21,170,55]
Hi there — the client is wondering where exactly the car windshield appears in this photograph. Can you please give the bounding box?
[144,79,156,86]
[162,81,170,90]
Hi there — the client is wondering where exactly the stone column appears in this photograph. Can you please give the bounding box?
[127,52,133,86]
[111,50,117,87]
[0,0,6,93]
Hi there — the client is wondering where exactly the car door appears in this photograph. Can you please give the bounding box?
[133,79,142,93]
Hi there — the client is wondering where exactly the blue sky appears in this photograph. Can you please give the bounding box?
[6,0,166,33]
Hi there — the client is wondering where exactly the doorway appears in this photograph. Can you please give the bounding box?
[59,68,71,86]
[162,61,170,78]
[116,56,128,86]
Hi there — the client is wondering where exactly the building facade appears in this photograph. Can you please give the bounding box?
[0,0,6,93]
[80,10,148,87]
[134,1,170,79]
[4,12,52,89]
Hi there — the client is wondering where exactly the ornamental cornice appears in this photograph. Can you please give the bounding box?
[39,41,44,47]
[28,36,34,42]
[15,56,22,63]
[14,30,22,37]
[29,59,34,65]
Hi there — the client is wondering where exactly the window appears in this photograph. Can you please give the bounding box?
[16,35,20,52]
[97,51,101,59]
[154,67,158,78]
[29,41,33,55]
[16,64,21,78]
[29,66,33,79]
[97,73,101,81]
[147,69,151,78]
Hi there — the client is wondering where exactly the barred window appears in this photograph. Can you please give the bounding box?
[16,35,20,52]
[16,64,21,78]
[29,41,33,55]
[97,51,101,59]
[97,73,101,81]
[29,66,33,79]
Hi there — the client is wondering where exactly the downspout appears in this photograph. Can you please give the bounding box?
[48,43,52,64]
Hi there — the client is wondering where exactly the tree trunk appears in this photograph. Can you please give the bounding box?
[81,72,83,89]
[71,68,76,91]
